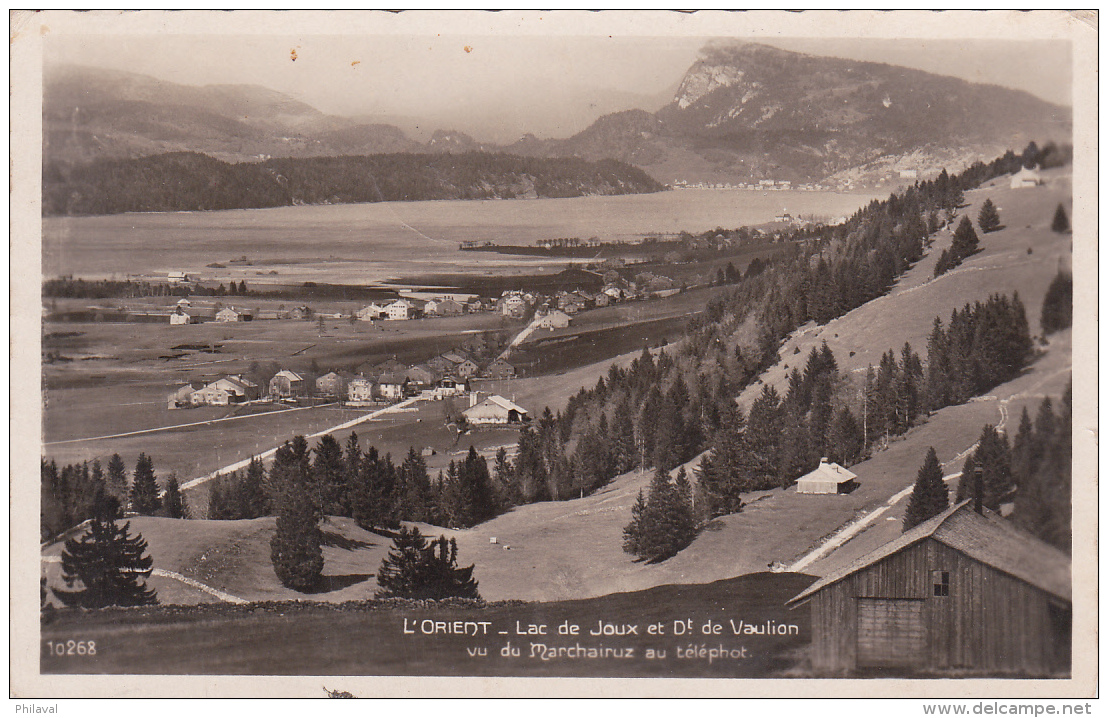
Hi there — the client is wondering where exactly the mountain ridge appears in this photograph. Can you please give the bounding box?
[43,44,1071,185]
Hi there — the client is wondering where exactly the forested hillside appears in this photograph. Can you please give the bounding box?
[42,151,666,216]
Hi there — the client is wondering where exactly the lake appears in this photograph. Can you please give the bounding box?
[42,189,881,283]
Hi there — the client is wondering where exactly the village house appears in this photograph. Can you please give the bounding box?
[404,364,440,390]
[167,382,202,409]
[376,373,406,401]
[183,375,259,407]
[169,308,191,325]
[484,358,517,379]
[216,307,244,323]
[426,356,455,374]
[432,376,469,398]
[385,298,419,320]
[287,306,311,320]
[500,293,529,318]
[796,458,858,494]
[535,309,572,330]
[315,371,346,397]
[788,500,1071,677]
[356,303,388,321]
[440,351,479,378]
[268,370,304,398]
[346,377,376,403]
[462,393,530,426]
[425,298,465,316]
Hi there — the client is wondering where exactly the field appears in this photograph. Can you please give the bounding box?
[40,572,815,678]
[42,189,880,282]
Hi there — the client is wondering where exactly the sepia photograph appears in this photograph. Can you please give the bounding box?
[10,9,1097,700]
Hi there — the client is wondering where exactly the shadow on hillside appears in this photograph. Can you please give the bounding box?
[321,530,374,551]
[309,573,374,594]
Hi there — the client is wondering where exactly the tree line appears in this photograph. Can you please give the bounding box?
[41,453,186,540]
[43,151,665,216]
[207,435,498,532]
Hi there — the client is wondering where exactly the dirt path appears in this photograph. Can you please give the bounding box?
[41,555,247,604]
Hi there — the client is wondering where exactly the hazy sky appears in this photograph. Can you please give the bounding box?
[46,34,1072,143]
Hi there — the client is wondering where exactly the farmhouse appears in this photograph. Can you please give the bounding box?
[535,309,571,330]
[796,458,858,494]
[315,371,346,397]
[462,394,529,425]
[169,308,191,325]
[788,501,1071,677]
[347,377,375,403]
[1010,166,1043,189]
[269,370,304,398]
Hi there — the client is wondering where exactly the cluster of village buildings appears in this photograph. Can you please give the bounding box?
[166,332,535,424]
[165,272,661,325]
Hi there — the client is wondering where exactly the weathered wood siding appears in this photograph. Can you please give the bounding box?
[808,538,1068,676]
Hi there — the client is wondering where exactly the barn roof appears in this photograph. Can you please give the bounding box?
[797,459,857,485]
[788,501,1071,606]
[464,395,529,417]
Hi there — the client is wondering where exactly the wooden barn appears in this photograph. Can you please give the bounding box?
[787,500,1071,677]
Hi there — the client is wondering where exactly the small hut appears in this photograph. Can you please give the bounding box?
[796,458,857,494]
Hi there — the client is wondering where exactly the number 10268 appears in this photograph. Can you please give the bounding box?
[44,639,97,656]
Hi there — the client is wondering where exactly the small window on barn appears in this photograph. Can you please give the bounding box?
[932,570,950,597]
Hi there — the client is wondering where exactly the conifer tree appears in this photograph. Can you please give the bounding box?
[161,473,188,519]
[129,453,161,515]
[622,489,648,557]
[903,447,949,531]
[376,526,481,600]
[1051,204,1070,233]
[105,453,128,501]
[269,438,323,591]
[951,215,980,261]
[977,198,1001,233]
[1040,270,1073,334]
[745,383,783,489]
[826,407,865,466]
[351,446,399,531]
[52,491,158,608]
[695,403,749,517]
[622,466,699,563]
[312,434,348,517]
[238,456,270,518]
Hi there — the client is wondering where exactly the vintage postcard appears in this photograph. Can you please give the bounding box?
[10,9,1098,699]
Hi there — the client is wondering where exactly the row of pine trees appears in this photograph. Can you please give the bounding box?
[41,453,186,540]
